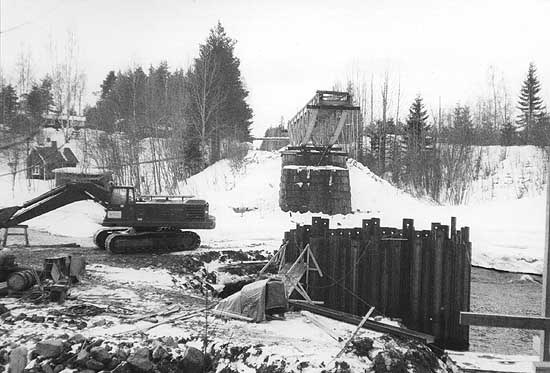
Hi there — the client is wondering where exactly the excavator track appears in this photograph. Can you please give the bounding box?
[93,228,128,250]
[104,230,201,254]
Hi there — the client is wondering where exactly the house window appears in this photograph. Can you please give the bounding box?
[32,165,40,176]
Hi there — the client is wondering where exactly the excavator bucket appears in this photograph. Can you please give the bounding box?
[0,206,20,228]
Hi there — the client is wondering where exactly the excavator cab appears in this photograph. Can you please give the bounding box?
[104,186,136,224]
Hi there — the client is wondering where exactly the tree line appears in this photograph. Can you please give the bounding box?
[369,62,548,203]
[85,22,252,170]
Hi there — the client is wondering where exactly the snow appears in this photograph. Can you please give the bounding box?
[1,132,549,274]
[447,350,538,372]
[86,264,181,290]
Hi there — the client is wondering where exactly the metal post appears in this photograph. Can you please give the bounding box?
[541,153,550,361]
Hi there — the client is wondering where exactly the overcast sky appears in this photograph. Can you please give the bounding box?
[1,0,549,136]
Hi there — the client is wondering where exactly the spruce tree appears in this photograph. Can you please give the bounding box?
[500,121,517,145]
[100,71,117,99]
[0,84,18,129]
[184,21,252,165]
[405,95,429,150]
[517,62,546,141]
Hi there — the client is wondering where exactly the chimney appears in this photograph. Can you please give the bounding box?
[51,141,57,149]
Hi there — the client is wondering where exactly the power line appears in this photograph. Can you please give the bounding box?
[0,0,66,35]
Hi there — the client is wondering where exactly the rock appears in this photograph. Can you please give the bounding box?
[24,358,39,371]
[36,339,65,358]
[68,334,86,344]
[179,346,204,373]
[88,339,104,349]
[112,361,133,373]
[0,304,8,314]
[76,321,87,329]
[85,358,105,371]
[107,357,121,370]
[162,336,178,348]
[29,349,39,360]
[373,349,407,373]
[53,364,64,373]
[75,350,89,365]
[115,347,129,361]
[0,349,8,364]
[90,346,111,364]
[15,313,26,321]
[152,345,168,360]
[92,319,106,327]
[0,311,11,319]
[127,347,154,372]
[41,361,54,373]
[27,315,45,323]
[8,346,27,373]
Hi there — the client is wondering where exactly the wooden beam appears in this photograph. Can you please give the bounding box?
[300,109,319,145]
[251,137,290,141]
[328,111,349,146]
[460,312,550,331]
[290,299,434,344]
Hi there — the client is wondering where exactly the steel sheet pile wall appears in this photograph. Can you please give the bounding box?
[284,216,472,350]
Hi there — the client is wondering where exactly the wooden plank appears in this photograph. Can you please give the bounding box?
[328,110,349,146]
[290,300,434,344]
[335,307,375,358]
[300,108,319,145]
[460,312,550,331]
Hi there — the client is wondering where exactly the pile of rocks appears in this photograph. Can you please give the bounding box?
[3,334,208,373]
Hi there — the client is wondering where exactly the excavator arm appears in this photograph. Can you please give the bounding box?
[0,181,112,228]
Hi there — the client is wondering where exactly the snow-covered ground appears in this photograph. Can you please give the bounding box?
[1,136,548,274]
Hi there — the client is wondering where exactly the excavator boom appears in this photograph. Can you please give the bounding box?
[0,181,111,228]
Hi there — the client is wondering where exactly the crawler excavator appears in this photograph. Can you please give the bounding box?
[0,180,215,254]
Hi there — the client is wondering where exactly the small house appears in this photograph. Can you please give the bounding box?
[27,141,79,180]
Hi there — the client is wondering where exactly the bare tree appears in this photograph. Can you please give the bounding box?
[185,49,227,168]
[15,46,34,97]
[49,30,87,142]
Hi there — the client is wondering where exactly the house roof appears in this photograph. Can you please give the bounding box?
[34,146,66,165]
[32,145,79,166]
[62,148,79,164]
